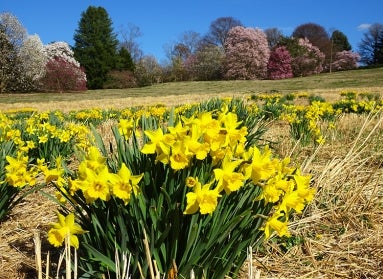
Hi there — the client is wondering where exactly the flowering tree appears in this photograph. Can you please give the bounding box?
[267,46,293,80]
[40,42,86,92]
[0,12,31,93]
[224,26,270,80]
[18,34,47,89]
[331,50,360,71]
[0,12,27,51]
[289,38,325,77]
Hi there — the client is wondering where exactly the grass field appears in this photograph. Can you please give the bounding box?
[1,67,383,112]
[1,68,383,278]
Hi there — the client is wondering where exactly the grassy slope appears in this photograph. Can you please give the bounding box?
[1,68,383,106]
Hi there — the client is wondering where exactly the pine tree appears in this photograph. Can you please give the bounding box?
[331,30,352,52]
[116,47,135,71]
[73,6,118,89]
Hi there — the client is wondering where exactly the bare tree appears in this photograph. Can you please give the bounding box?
[264,28,284,48]
[118,23,143,62]
[169,30,202,60]
[202,17,243,48]
[135,55,163,86]
[358,23,383,65]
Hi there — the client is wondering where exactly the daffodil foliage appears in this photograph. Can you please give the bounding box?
[47,102,314,278]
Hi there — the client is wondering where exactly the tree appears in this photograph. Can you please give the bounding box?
[0,12,27,51]
[177,30,202,56]
[134,55,163,86]
[164,31,203,80]
[73,6,119,89]
[184,45,224,80]
[292,38,325,76]
[331,30,351,52]
[280,37,325,77]
[0,12,32,93]
[116,47,135,71]
[0,25,30,93]
[40,57,87,92]
[292,23,330,50]
[18,34,47,89]
[0,27,17,93]
[358,23,383,65]
[292,22,331,69]
[118,23,143,62]
[264,28,284,48]
[267,46,293,80]
[41,42,87,92]
[224,26,270,80]
[331,51,360,71]
[202,17,243,48]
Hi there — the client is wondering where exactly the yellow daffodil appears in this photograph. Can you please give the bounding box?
[5,155,37,187]
[109,163,143,204]
[48,212,87,249]
[84,146,107,173]
[184,179,220,215]
[118,118,134,140]
[82,167,112,204]
[169,141,191,171]
[242,145,277,184]
[213,155,244,194]
[141,127,166,154]
[262,212,290,239]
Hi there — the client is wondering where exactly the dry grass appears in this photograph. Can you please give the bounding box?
[1,88,383,278]
[249,112,383,278]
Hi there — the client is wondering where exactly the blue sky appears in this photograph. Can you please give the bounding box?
[2,0,382,62]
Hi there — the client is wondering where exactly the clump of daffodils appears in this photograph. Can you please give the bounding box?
[139,104,315,238]
[45,102,315,277]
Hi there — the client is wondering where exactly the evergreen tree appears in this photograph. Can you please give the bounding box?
[331,30,352,52]
[116,47,135,71]
[73,6,118,89]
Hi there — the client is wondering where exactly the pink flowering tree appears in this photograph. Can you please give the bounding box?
[331,50,360,71]
[267,46,293,79]
[291,38,325,77]
[41,57,87,92]
[41,42,86,92]
[224,26,270,80]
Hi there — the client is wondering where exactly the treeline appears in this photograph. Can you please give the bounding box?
[1,7,383,92]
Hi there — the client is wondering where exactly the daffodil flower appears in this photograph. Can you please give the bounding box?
[48,212,87,249]
[109,163,143,204]
[184,179,220,215]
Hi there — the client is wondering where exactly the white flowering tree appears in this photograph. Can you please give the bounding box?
[0,12,31,92]
[18,34,47,87]
[41,42,87,92]
[0,12,27,51]
[224,26,270,80]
